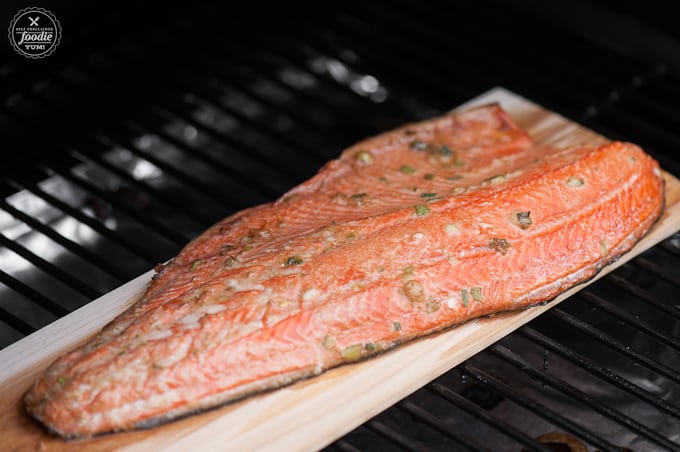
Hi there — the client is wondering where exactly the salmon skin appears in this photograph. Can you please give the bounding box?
[25,104,665,438]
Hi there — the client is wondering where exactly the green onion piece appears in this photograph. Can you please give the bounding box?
[57,376,68,385]
[461,289,469,307]
[379,176,389,183]
[365,342,377,351]
[403,279,426,302]
[489,237,510,255]
[220,244,235,252]
[399,165,416,174]
[485,174,507,185]
[471,287,483,302]
[190,259,202,271]
[414,204,430,216]
[440,145,454,156]
[285,256,304,266]
[426,298,441,313]
[350,193,367,199]
[420,192,437,198]
[355,150,374,165]
[424,173,435,180]
[567,176,584,187]
[409,140,428,151]
[322,335,336,350]
[600,239,608,257]
[516,211,532,230]
[243,245,254,251]
[341,344,363,361]
[224,256,238,268]
[447,175,464,181]
[394,322,402,331]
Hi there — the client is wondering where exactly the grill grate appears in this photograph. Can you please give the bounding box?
[1,1,680,450]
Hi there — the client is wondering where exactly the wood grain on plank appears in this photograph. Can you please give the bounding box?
[1,87,679,451]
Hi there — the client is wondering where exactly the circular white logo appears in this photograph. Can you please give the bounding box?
[8,7,61,59]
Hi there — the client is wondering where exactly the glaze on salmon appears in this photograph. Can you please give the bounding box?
[24,105,665,438]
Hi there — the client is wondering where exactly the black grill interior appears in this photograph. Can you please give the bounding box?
[1,2,680,450]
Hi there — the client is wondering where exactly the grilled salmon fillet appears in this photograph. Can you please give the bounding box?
[24,104,665,438]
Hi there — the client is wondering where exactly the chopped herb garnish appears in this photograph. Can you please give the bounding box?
[243,245,254,251]
[426,298,441,313]
[444,223,460,236]
[600,239,608,257]
[414,204,430,216]
[190,259,203,271]
[404,279,426,302]
[379,176,389,183]
[57,376,68,385]
[420,192,437,198]
[224,256,238,268]
[345,232,356,240]
[424,173,435,180]
[485,174,507,185]
[471,287,483,302]
[461,289,469,307]
[454,159,466,167]
[440,145,454,156]
[341,344,363,361]
[489,237,510,255]
[399,165,416,174]
[515,211,532,230]
[567,176,584,187]
[409,140,429,151]
[365,342,377,351]
[447,175,464,181]
[394,322,402,331]
[350,193,367,199]
[403,265,415,276]
[285,255,304,266]
[355,150,374,165]
[220,244,235,253]
[322,334,336,350]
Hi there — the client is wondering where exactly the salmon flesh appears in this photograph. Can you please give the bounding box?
[24,105,665,438]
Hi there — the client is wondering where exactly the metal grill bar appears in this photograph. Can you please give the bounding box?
[68,148,215,226]
[579,289,680,351]
[0,305,35,335]
[550,308,680,383]
[0,197,129,282]
[4,177,159,263]
[461,364,619,451]
[365,420,426,452]
[40,62,300,196]
[490,344,680,450]
[427,383,551,451]
[519,326,680,419]
[0,233,101,299]
[634,256,680,287]
[169,23,363,119]
[605,273,680,320]
[331,439,362,452]
[45,166,190,246]
[397,401,494,451]
[0,269,67,317]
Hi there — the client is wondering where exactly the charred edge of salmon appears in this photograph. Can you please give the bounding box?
[43,192,664,442]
